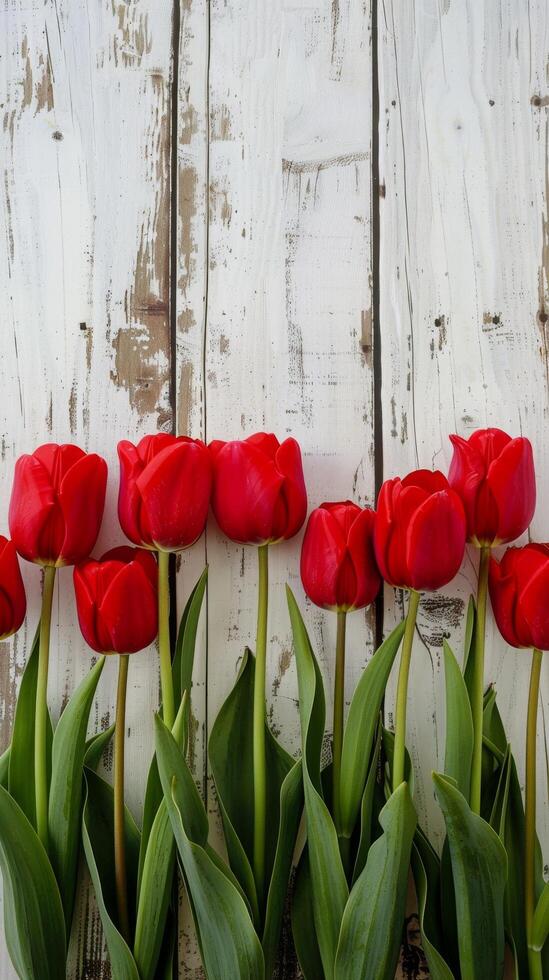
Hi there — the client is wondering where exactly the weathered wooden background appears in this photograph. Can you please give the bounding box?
[0,1,548,977]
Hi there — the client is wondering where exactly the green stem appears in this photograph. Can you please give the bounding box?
[470,545,490,815]
[393,589,420,792]
[35,565,56,849]
[114,653,130,943]
[526,647,543,980]
[253,543,269,905]
[157,550,175,730]
[333,610,347,829]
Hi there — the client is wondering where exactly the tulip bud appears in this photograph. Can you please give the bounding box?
[489,544,549,650]
[448,428,535,546]
[9,443,107,567]
[210,432,307,545]
[0,537,26,639]
[374,470,466,591]
[74,546,158,654]
[117,434,212,553]
[300,501,380,611]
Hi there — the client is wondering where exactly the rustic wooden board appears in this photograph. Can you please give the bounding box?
[379,0,549,854]
[0,2,173,976]
[201,0,375,974]
[2,0,547,977]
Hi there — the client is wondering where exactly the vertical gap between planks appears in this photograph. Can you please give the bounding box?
[169,1,182,648]
[371,0,384,651]
[201,0,212,805]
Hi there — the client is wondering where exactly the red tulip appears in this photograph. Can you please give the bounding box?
[300,501,380,611]
[489,544,549,650]
[374,470,466,591]
[9,443,107,566]
[0,537,26,639]
[210,432,307,545]
[117,434,212,552]
[448,428,535,546]
[74,546,158,654]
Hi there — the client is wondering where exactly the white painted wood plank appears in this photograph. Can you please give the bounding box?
[204,4,374,974]
[0,2,173,975]
[379,0,549,853]
[174,0,210,974]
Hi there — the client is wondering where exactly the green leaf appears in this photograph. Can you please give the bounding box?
[137,568,207,894]
[9,625,42,825]
[172,566,208,706]
[291,849,325,980]
[134,801,175,980]
[532,881,549,951]
[262,759,303,977]
[84,724,115,770]
[134,695,188,980]
[351,723,382,884]
[48,656,105,930]
[462,595,476,680]
[443,639,474,801]
[339,620,405,837]
[155,716,264,980]
[334,782,417,980]
[209,649,297,930]
[433,773,507,980]
[138,756,163,891]
[382,727,414,795]
[0,746,10,788]
[287,587,348,980]
[411,829,455,980]
[82,768,141,980]
[0,783,66,980]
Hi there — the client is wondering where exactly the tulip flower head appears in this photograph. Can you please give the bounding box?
[117,434,212,553]
[448,428,535,546]
[301,501,380,611]
[489,544,549,651]
[74,546,158,654]
[210,432,307,545]
[9,443,107,567]
[0,537,26,639]
[374,469,466,592]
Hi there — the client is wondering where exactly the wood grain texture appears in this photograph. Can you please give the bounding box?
[0,2,173,976]
[379,0,549,854]
[203,0,374,848]
[2,0,547,976]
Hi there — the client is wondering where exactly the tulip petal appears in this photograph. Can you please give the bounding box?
[58,454,107,564]
[100,562,158,653]
[118,441,151,547]
[346,508,380,608]
[300,509,347,609]
[136,441,212,551]
[211,442,284,544]
[468,428,511,463]
[373,479,399,585]
[323,501,362,537]
[74,564,105,653]
[0,539,26,636]
[275,438,308,540]
[488,557,528,649]
[515,559,549,651]
[9,455,58,563]
[34,444,85,486]
[401,469,448,493]
[388,483,430,587]
[136,433,178,466]
[487,438,536,544]
[406,491,466,591]
[245,432,280,460]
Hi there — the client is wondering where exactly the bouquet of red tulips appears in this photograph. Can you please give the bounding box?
[0,428,546,980]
